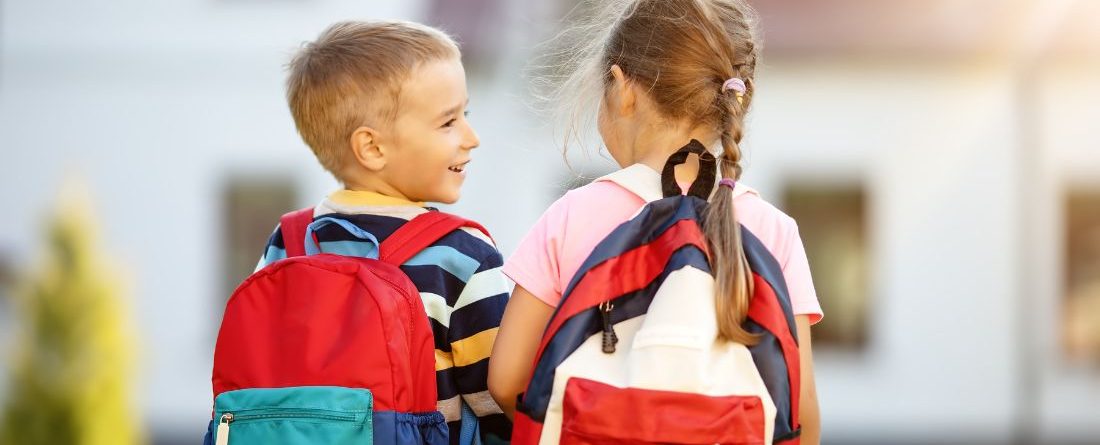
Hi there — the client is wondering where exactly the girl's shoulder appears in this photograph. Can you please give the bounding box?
[732,187,802,262]
[559,173,797,225]
[550,178,648,219]
[733,187,798,231]
[550,171,799,243]
[572,177,647,202]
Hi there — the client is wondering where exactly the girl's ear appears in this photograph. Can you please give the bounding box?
[608,64,636,117]
[349,126,386,172]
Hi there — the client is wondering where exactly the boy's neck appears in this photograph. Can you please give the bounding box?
[342,174,423,204]
[334,186,425,207]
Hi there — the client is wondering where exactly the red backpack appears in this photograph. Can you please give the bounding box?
[206,208,489,445]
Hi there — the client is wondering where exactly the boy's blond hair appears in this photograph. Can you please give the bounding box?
[286,21,459,180]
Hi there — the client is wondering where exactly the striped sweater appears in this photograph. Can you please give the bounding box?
[256,190,512,444]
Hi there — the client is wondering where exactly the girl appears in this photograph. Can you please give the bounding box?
[489,0,823,443]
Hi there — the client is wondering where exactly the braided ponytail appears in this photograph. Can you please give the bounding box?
[704,69,757,343]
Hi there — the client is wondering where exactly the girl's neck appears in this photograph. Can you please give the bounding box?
[629,122,717,181]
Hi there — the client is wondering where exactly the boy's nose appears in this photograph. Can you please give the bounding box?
[463,122,480,150]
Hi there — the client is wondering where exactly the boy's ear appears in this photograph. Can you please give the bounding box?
[350,126,386,172]
[608,64,636,117]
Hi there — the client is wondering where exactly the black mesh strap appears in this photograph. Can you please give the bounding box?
[660,139,717,199]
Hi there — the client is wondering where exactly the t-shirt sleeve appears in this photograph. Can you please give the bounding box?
[780,219,824,324]
[502,195,570,307]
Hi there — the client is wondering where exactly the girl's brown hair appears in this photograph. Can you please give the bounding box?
[543,0,761,343]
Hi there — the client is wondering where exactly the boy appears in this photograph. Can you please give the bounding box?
[256,20,511,444]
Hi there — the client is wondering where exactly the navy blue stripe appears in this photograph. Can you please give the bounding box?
[451,357,491,393]
[313,222,384,244]
[741,227,798,344]
[519,246,711,421]
[433,230,501,272]
[435,368,459,400]
[470,247,503,273]
[314,213,406,240]
[448,294,509,341]
[401,265,466,303]
[746,320,794,439]
[430,319,450,353]
[267,226,285,249]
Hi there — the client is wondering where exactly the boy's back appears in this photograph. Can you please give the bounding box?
[257,190,512,444]
[230,18,510,444]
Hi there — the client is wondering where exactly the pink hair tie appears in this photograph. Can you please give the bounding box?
[718,178,736,189]
[722,77,746,105]
[721,77,746,94]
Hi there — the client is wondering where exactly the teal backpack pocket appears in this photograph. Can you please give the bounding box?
[211,386,373,445]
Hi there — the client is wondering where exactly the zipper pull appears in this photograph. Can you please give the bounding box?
[215,413,233,445]
[600,301,618,353]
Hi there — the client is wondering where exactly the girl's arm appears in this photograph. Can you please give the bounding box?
[487,285,555,419]
[796,314,821,444]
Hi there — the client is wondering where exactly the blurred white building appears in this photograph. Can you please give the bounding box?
[0,0,1097,443]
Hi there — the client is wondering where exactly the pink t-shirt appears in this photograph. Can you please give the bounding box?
[502,164,823,324]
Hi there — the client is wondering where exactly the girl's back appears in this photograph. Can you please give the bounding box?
[504,164,821,322]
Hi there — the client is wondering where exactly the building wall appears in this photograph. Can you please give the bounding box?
[0,1,1097,443]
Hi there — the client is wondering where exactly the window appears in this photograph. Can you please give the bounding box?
[782,183,870,349]
[220,177,297,303]
[1064,188,1100,364]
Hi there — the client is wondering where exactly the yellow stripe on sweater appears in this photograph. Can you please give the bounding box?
[451,327,498,368]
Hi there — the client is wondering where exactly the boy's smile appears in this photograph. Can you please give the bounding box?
[448,160,470,174]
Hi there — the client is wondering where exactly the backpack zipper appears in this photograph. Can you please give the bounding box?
[215,413,232,445]
[599,301,618,353]
[214,410,360,445]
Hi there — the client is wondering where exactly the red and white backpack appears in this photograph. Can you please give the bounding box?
[512,141,802,445]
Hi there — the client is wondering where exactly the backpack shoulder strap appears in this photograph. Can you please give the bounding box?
[279,207,316,258]
[379,211,492,265]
